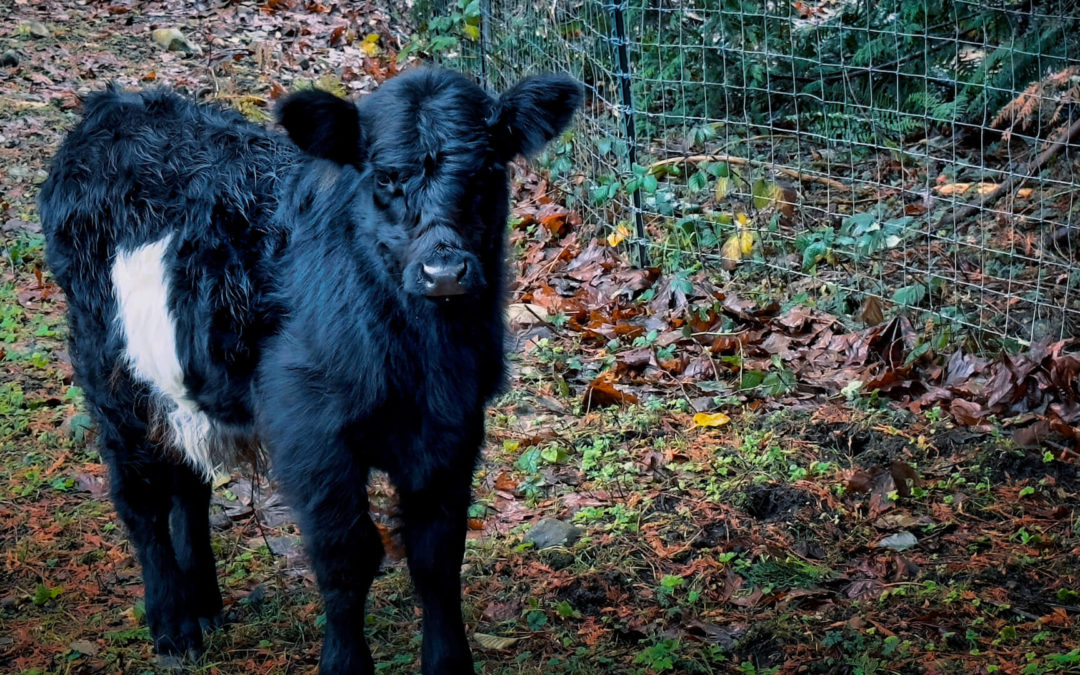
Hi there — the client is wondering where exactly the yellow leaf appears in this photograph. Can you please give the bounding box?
[694,412,731,428]
[314,73,347,97]
[715,175,731,201]
[607,224,631,247]
[721,223,755,270]
[474,633,520,650]
[361,33,381,56]
[721,233,743,271]
[463,23,481,41]
[738,229,755,255]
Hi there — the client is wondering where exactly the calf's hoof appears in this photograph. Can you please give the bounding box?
[198,611,225,632]
[317,643,375,675]
[151,615,204,662]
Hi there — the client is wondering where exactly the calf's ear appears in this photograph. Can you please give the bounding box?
[491,75,583,160]
[277,89,365,166]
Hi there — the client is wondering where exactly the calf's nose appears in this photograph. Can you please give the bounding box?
[419,259,467,297]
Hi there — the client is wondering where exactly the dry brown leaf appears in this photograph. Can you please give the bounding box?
[584,371,639,409]
[859,296,885,326]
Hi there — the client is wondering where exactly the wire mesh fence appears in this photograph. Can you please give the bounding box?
[420,0,1080,347]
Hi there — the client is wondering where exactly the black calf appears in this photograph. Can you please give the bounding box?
[39,68,582,673]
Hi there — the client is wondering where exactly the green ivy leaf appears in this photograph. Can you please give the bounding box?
[802,240,828,271]
[892,284,927,307]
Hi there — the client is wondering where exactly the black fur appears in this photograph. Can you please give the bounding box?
[38,67,582,673]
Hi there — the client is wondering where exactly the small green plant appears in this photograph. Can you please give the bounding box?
[634,639,679,672]
[31,584,64,606]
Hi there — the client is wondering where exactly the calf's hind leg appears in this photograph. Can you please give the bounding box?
[98,422,205,659]
[169,464,223,630]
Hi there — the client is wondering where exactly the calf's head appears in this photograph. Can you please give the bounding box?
[278,68,583,299]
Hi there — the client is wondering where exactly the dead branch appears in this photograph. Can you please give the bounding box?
[945,115,1080,224]
[648,154,852,192]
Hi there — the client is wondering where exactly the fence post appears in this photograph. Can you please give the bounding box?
[479,0,491,90]
[608,0,648,267]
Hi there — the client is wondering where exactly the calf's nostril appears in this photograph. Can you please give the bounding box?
[454,260,467,281]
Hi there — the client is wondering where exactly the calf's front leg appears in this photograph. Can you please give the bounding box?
[397,469,476,674]
[275,446,384,674]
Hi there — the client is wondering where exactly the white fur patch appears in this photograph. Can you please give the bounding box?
[111,236,217,479]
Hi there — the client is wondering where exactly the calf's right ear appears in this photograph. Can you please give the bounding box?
[277,89,365,166]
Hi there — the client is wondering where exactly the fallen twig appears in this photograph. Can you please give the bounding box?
[43,452,68,477]
[648,153,852,192]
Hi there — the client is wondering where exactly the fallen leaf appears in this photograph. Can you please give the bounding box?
[607,223,631,247]
[507,303,549,328]
[715,175,731,200]
[935,182,997,196]
[876,531,918,551]
[151,28,202,55]
[474,633,520,650]
[330,25,347,46]
[68,639,98,656]
[693,412,731,428]
[584,371,639,409]
[28,21,51,38]
[949,398,985,426]
[536,203,569,236]
[859,296,885,326]
[493,471,519,492]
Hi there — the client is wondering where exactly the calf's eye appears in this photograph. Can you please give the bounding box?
[376,171,393,188]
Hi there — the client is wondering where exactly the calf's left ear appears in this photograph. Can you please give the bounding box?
[491,75,584,160]
[277,89,365,166]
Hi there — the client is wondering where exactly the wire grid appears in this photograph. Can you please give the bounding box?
[442,0,1080,345]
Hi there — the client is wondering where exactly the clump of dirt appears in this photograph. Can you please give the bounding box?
[803,422,914,468]
[741,484,809,521]
[692,520,731,549]
[933,428,985,452]
[649,493,681,513]
[971,566,1057,617]
[987,448,1080,492]
[734,628,786,669]
[559,569,631,617]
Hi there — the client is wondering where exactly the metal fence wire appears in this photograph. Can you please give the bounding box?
[423,0,1080,346]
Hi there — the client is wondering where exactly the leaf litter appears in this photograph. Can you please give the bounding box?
[1,0,1079,673]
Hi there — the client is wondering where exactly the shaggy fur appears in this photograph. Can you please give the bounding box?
[39,67,582,673]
